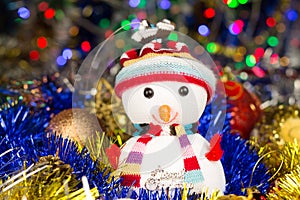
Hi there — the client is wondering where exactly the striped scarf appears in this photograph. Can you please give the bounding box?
[121,124,204,188]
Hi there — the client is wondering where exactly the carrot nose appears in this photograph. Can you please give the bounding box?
[159,105,171,122]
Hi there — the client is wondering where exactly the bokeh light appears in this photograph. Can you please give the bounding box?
[99,18,110,28]
[238,0,248,4]
[121,20,131,30]
[44,8,55,19]
[129,0,140,7]
[229,20,244,35]
[29,50,40,61]
[38,2,49,12]
[254,47,265,59]
[198,25,210,36]
[227,0,239,8]
[270,53,279,64]
[246,54,256,67]
[81,41,91,52]
[37,37,48,49]
[18,7,30,19]
[56,56,67,66]
[267,36,279,47]
[204,8,215,19]
[206,42,217,53]
[286,9,298,21]
[55,9,64,21]
[62,49,72,59]
[266,17,276,27]
[252,66,265,78]
[159,0,171,10]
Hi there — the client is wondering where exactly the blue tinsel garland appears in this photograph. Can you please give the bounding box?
[0,79,271,199]
[199,100,270,195]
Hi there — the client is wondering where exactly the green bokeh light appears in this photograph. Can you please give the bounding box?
[138,0,147,8]
[245,54,256,67]
[238,0,248,4]
[206,42,217,53]
[267,36,279,47]
[234,62,245,70]
[55,9,64,21]
[99,18,110,28]
[121,20,131,30]
[228,0,239,8]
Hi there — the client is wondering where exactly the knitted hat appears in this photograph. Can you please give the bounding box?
[115,40,216,103]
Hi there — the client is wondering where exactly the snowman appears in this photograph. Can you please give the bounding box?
[114,21,226,194]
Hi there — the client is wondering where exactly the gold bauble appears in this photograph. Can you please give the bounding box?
[47,108,103,147]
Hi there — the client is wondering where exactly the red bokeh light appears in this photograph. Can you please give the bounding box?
[29,50,40,61]
[266,17,276,27]
[81,41,91,52]
[204,8,215,19]
[38,2,49,12]
[44,8,55,19]
[37,36,48,49]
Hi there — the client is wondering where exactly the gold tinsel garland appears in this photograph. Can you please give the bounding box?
[0,155,99,200]
[250,104,300,198]
[268,165,300,199]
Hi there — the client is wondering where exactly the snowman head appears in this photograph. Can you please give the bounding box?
[115,40,216,126]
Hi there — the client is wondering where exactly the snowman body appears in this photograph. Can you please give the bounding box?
[119,134,225,193]
[117,81,226,193]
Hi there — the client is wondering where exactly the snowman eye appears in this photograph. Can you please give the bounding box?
[178,86,189,96]
[144,87,154,99]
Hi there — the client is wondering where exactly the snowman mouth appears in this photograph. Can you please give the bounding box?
[152,112,179,125]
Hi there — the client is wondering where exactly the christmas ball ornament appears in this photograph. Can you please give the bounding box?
[47,108,102,146]
[224,80,262,139]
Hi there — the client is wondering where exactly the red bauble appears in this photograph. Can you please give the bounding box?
[224,80,262,139]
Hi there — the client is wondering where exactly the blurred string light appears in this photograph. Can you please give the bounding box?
[252,66,265,78]
[18,7,30,19]
[227,0,239,8]
[229,20,244,35]
[245,54,256,67]
[38,1,48,12]
[267,36,279,47]
[131,18,140,29]
[29,50,39,61]
[266,17,276,27]
[159,0,171,10]
[206,42,217,53]
[129,0,140,8]
[198,25,210,36]
[62,49,72,59]
[37,37,48,49]
[121,19,131,30]
[286,9,298,21]
[203,8,215,19]
[99,18,110,28]
[56,56,67,66]
[44,8,55,19]
[81,41,91,52]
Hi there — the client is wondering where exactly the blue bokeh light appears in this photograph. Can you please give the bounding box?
[18,7,30,19]
[129,0,140,7]
[62,48,73,59]
[198,25,210,36]
[159,0,171,10]
[286,9,298,21]
[56,56,67,66]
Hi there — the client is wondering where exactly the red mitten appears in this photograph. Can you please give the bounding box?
[205,134,223,161]
[105,143,121,169]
